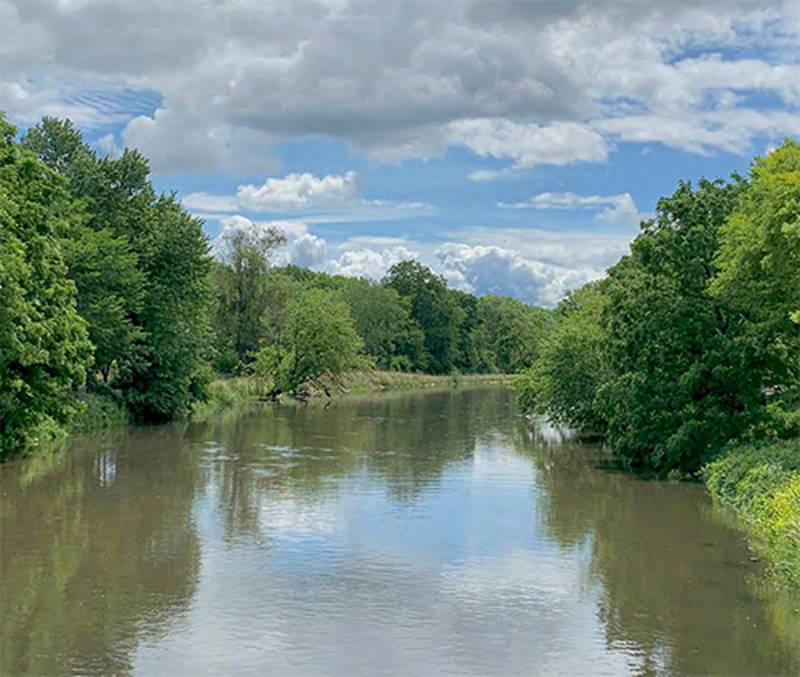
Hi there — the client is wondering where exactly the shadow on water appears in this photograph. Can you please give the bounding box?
[1,387,798,675]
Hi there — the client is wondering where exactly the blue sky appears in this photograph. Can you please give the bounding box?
[2,0,798,305]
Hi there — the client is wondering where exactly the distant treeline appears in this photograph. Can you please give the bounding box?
[0,115,552,458]
[514,140,800,477]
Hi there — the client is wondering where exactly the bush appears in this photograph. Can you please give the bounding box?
[69,392,129,433]
[704,439,800,588]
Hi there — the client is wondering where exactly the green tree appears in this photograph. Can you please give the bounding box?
[213,225,286,372]
[118,195,214,422]
[449,289,479,372]
[713,140,800,431]
[472,296,554,374]
[513,282,610,433]
[253,288,365,397]
[384,261,463,374]
[598,177,762,474]
[22,117,214,423]
[22,118,145,383]
[337,278,426,370]
[0,116,92,457]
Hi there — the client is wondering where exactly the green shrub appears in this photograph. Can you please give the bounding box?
[69,392,129,433]
[704,439,800,588]
[194,378,261,414]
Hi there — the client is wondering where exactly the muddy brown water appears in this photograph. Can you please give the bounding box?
[1,387,799,675]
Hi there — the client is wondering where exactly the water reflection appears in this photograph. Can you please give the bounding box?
[1,387,798,675]
[514,433,800,675]
[1,432,201,675]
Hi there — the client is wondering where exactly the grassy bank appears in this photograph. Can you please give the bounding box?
[191,377,263,417]
[342,370,514,393]
[192,370,513,415]
[704,439,800,589]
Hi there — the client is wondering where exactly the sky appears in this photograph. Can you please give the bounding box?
[1,0,798,306]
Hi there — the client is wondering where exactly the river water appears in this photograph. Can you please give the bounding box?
[1,387,798,675]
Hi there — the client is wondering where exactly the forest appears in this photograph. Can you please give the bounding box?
[0,114,552,459]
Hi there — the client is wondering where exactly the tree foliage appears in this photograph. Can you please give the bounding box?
[252,288,365,397]
[213,225,286,372]
[513,283,609,433]
[336,278,426,371]
[472,295,554,374]
[597,177,762,473]
[713,139,800,407]
[384,261,464,374]
[20,117,214,425]
[23,118,145,382]
[516,141,800,476]
[0,116,92,457]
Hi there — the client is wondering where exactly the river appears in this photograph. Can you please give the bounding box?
[1,387,798,675]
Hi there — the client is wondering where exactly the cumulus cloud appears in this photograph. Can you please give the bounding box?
[210,213,632,306]
[95,132,122,158]
[212,215,327,268]
[449,120,609,176]
[435,243,602,306]
[596,108,800,156]
[184,171,432,223]
[236,171,359,211]
[2,0,797,173]
[326,245,420,280]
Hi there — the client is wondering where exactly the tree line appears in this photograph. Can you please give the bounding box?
[514,140,800,477]
[0,115,552,458]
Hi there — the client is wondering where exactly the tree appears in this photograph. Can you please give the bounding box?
[22,119,145,383]
[337,278,426,370]
[712,140,800,431]
[253,288,365,398]
[214,225,286,371]
[513,283,610,433]
[384,261,464,373]
[117,195,214,422]
[472,296,554,374]
[598,177,762,474]
[0,115,92,457]
[449,289,480,372]
[22,117,215,423]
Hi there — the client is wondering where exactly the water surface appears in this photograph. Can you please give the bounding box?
[2,388,799,675]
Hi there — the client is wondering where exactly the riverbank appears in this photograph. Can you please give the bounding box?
[704,439,800,589]
[193,370,513,415]
[65,371,515,432]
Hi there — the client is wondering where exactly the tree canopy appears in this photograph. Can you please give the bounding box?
[515,140,800,476]
[0,116,92,456]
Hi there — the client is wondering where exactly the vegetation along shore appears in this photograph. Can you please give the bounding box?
[1,113,798,587]
[513,140,799,587]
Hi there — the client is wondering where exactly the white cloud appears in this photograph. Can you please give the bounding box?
[326,245,420,281]
[183,192,240,213]
[449,119,608,176]
[95,132,122,158]
[500,192,644,228]
[212,215,327,269]
[448,226,633,271]
[596,108,800,156]
[210,214,634,306]
[184,171,432,224]
[435,243,600,307]
[237,171,359,211]
[3,0,796,172]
